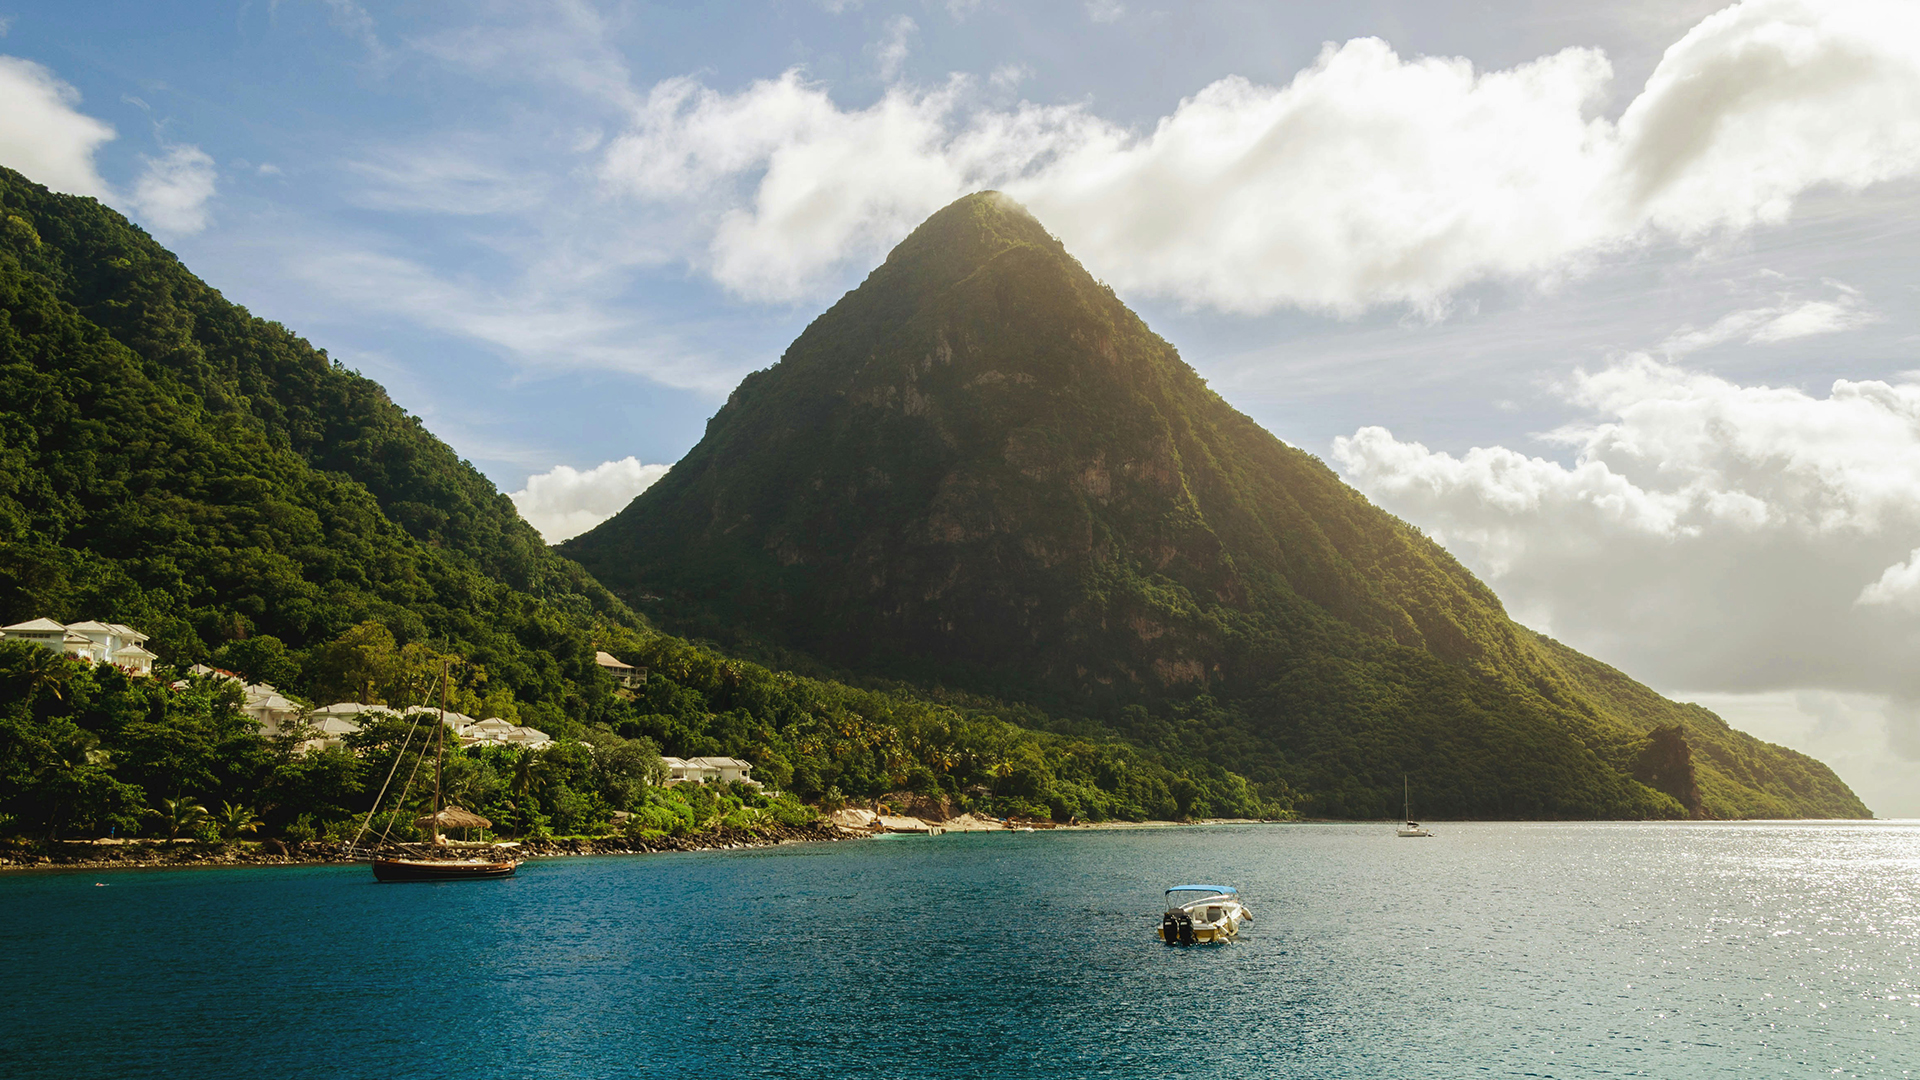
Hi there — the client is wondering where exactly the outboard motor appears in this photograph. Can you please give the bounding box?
[1161,912,1180,945]
[1177,913,1195,945]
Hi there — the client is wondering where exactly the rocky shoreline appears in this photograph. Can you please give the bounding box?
[0,812,1289,873]
[0,820,864,872]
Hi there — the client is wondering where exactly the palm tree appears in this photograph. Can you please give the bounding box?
[158,797,208,840]
[9,644,75,705]
[508,746,552,800]
[214,801,262,840]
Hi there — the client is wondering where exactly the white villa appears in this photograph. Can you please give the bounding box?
[183,664,306,737]
[397,705,551,749]
[453,715,554,749]
[298,701,395,751]
[595,650,646,690]
[662,756,757,786]
[1,618,158,675]
[286,702,553,752]
[241,682,303,735]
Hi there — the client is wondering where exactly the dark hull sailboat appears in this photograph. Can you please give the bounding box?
[372,856,518,882]
[357,661,522,883]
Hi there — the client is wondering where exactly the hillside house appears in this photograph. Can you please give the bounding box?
[298,702,552,753]
[595,650,646,690]
[302,702,389,751]
[454,716,553,749]
[661,756,757,786]
[1,618,157,675]
[185,665,305,735]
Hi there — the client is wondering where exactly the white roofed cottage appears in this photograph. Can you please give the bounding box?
[1,618,155,675]
[595,650,646,690]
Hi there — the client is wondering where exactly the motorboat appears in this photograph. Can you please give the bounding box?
[1158,885,1252,945]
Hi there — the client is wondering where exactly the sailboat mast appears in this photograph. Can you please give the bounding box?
[1403,775,1410,822]
[432,659,447,844]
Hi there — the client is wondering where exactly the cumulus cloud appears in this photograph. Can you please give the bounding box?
[1855,547,1920,612]
[600,0,1920,312]
[0,55,115,196]
[1332,358,1920,783]
[1085,1,1125,24]
[129,145,217,235]
[509,457,670,543]
[600,71,1101,300]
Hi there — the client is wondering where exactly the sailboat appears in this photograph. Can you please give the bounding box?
[361,662,520,882]
[1396,776,1433,838]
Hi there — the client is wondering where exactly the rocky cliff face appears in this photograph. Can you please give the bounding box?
[566,193,1869,820]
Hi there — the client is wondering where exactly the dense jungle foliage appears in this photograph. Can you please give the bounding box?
[567,192,1868,820]
[0,633,1272,841]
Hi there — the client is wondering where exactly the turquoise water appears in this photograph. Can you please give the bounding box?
[4,822,1916,1078]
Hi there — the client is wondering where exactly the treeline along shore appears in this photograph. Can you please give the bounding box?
[0,626,1282,854]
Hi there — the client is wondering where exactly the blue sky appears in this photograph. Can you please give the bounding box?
[7,0,1920,812]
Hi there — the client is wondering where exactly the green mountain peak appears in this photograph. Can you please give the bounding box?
[566,193,1869,821]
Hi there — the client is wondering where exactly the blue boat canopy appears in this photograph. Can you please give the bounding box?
[1166,885,1237,894]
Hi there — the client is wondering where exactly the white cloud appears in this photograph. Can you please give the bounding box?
[599,0,1920,313]
[0,55,115,197]
[129,145,217,235]
[871,15,917,81]
[509,457,670,543]
[1856,546,1920,612]
[1333,357,1920,713]
[1085,0,1125,24]
[286,245,733,392]
[598,70,1102,300]
[1657,285,1874,355]
[1750,297,1869,342]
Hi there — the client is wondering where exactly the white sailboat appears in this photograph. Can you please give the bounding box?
[1396,776,1432,837]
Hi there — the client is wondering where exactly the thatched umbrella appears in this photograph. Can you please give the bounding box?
[416,807,492,830]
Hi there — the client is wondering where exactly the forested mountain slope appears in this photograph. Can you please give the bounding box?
[566,192,1867,820]
[0,167,1272,831]
[0,167,631,731]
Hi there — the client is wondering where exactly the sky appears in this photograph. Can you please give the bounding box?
[5,0,1920,814]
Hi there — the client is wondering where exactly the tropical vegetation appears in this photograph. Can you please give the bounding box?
[0,170,1868,842]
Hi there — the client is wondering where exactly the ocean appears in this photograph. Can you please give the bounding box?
[3,821,1914,1078]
